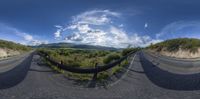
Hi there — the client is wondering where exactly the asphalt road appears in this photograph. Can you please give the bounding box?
[0,52,32,73]
[0,51,200,99]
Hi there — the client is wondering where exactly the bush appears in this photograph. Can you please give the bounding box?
[103,53,121,64]
[97,71,110,80]
[122,48,141,56]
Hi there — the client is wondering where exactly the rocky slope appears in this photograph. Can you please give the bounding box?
[0,39,30,59]
[149,48,200,59]
[148,38,200,59]
[0,48,20,59]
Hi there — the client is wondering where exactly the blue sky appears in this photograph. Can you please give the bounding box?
[0,0,200,48]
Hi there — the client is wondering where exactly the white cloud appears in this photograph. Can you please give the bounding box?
[54,25,63,28]
[54,9,161,48]
[15,32,33,41]
[72,9,120,25]
[119,24,124,27]
[31,40,48,46]
[54,25,63,38]
[54,29,61,38]
[144,23,148,28]
[0,23,48,45]
[24,34,33,41]
[156,21,200,39]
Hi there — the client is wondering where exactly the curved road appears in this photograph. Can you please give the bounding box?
[0,51,200,99]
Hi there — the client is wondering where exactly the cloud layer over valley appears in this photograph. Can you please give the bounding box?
[54,10,161,48]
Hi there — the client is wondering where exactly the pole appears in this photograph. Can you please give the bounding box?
[93,63,98,80]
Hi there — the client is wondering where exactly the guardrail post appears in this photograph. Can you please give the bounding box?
[93,63,98,80]
[58,60,63,69]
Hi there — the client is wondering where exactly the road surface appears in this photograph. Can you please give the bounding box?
[0,51,200,99]
[0,52,32,73]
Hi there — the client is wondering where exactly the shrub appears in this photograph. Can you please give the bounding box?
[122,48,141,56]
[103,53,121,64]
[97,71,110,80]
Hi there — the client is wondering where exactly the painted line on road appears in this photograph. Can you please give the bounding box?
[108,52,137,87]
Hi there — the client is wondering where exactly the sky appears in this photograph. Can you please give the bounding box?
[0,0,200,48]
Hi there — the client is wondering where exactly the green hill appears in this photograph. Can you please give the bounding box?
[35,42,118,51]
[0,39,31,51]
[148,38,200,53]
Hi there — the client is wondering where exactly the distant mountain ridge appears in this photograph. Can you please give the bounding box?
[35,42,118,50]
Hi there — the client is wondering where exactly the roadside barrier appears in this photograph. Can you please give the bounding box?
[38,51,135,74]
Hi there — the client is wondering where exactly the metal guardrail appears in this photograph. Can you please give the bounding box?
[38,51,135,74]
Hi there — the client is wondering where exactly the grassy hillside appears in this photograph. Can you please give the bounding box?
[0,39,31,51]
[148,38,200,53]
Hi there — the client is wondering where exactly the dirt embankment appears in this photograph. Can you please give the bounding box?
[149,48,200,59]
[0,48,20,59]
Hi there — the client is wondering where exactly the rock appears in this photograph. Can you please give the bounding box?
[0,48,7,58]
[149,48,200,59]
[0,48,20,59]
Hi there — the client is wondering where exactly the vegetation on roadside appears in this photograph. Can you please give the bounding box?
[122,47,141,56]
[38,47,140,81]
[38,48,119,68]
[0,39,31,51]
[103,53,121,64]
[148,38,200,53]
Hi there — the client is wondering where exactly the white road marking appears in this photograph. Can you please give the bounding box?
[108,52,137,87]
